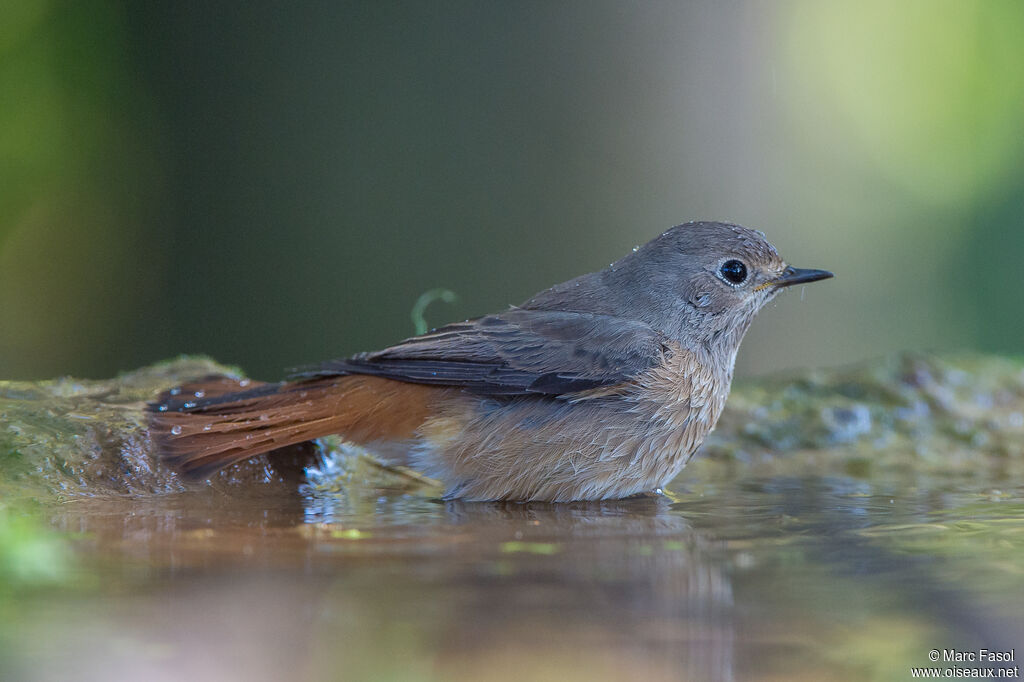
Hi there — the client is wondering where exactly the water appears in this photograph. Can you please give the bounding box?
[3,463,1021,682]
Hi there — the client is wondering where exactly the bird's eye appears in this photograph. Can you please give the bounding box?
[720,259,748,285]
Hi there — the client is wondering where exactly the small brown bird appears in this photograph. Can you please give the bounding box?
[149,221,832,501]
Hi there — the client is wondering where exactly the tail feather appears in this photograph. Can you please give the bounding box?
[148,375,443,478]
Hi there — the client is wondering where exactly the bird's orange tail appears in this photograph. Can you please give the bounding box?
[148,374,441,478]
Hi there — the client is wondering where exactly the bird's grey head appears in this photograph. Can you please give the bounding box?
[525,221,832,359]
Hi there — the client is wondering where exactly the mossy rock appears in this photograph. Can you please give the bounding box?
[700,352,1024,481]
[0,356,316,502]
[1,352,1022,502]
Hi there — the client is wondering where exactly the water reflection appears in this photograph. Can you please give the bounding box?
[422,497,736,682]
[22,472,1024,681]
[43,487,739,681]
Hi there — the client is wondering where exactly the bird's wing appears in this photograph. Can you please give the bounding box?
[291,308,670,396]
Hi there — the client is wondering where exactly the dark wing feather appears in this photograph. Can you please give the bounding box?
[292,309,668,396]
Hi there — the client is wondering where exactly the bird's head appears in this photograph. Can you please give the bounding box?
[606,221,833,353]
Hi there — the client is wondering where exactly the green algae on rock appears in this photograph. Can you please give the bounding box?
[1,352,1022,502]
[698,352,1024,481]
[0,356,315,501]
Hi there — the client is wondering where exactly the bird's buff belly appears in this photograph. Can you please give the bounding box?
[404,392,716,502]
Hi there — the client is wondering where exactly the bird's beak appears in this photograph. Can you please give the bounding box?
[772,266,834,288]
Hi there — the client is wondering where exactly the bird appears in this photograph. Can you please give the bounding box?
[148,221,832,502]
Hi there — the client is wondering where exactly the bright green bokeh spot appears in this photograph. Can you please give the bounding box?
[500,541,560,555]
[0,511,71,587]
[331,528,371,540]
[783,0,1024,204]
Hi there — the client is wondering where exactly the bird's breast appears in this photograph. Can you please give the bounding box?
[630,342,733,467]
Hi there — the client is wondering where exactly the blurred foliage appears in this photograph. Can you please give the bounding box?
[0,0,164,379]
[1,1,1023,381]
[784,0,1024,204]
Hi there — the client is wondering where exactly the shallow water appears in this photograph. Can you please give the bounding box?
[4,461,1022,682]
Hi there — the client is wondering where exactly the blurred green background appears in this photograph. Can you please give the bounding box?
[2,0,1023,382]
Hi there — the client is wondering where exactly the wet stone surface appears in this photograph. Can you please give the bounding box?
[0,357,319,500]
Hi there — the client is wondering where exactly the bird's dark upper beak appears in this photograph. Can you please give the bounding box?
[773,266,834,288]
